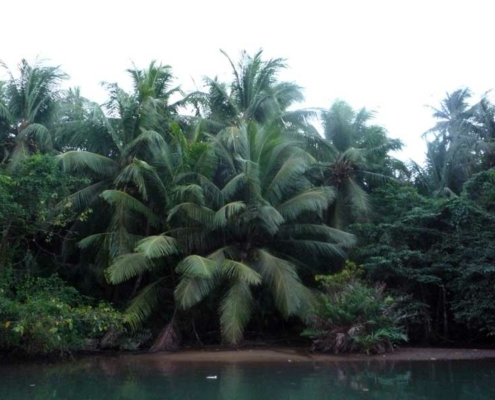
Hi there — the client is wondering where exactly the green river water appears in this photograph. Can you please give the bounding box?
[1,357,495,399]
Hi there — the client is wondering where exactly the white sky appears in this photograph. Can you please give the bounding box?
[2,0,495,163]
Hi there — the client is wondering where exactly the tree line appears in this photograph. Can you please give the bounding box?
[1,51,495,354]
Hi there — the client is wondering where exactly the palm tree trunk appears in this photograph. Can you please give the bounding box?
[149,315,181,352]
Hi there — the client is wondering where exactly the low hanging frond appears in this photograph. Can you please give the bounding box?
[175,255,218,278]
[219,281,254,345]
[101,190,160,227]
[57,151,119,177]
[107,253,155,284]
[222,259,262,285]
[255,249,306,318]
[135,235,180,259]
[125,278,167,331]
[175,275,218,310]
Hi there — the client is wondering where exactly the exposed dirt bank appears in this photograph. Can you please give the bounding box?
[122,347,495,364]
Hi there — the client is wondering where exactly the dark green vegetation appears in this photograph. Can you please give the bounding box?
[1,53,495,355]
[302,262,407,354]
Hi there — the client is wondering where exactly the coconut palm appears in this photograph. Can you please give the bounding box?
[0,59,67,165]
[419,89,491,195]
[187,50,313,133]
[310,101,404,228]
[107,121,355,345]
[57,62,183,276]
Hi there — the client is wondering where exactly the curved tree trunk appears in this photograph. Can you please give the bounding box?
[149,317,181,352]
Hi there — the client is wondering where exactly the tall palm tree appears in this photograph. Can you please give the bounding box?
[187,50,312,132]
[107,121,355,345]
[57,62,182,276]
[0,59,67,165]
[311,101,404,228]
[419,89,490,195]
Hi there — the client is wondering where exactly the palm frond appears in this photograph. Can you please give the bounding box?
[345,178,370,215]
[135,235,179,259]
[175,255,218,278]
[114,158,166,202]
[277,187,335,221]
[63,180,109,211]
[107,253,154,284]
[222,259,262,285]
[57,151,119,177]
[175,275,218,309]
[125,278,167,331]
[279,224,356,248]
[18,123,52,150]
[219,281,253,345]
[255,249,309,317]
[101,190,160,227]
[264,156,308,204]
[167,202,215,227]
[78,233,106,249]
[214,201,246,228]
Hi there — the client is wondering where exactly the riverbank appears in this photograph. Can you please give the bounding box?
[3,346,495,365]
[119,347,495,364]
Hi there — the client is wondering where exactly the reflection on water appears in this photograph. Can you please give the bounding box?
[1,356,495,399]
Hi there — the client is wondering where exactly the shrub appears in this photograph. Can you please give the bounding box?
[0,270,123,355]
[303,262,407,354]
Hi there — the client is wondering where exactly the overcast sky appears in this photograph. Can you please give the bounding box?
[2,0,494,163]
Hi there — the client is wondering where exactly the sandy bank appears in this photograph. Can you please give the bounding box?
[121,347,495,364]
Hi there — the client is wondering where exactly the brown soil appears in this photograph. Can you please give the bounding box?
[122,347,495,364]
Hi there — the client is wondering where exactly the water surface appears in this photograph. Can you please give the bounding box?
[1,356,495,399]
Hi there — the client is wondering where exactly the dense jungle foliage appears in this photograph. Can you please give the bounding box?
[1,52,495,355]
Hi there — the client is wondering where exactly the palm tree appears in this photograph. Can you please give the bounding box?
[57,62,182,278]
[419,89,490,195]
[311,101,404,228]
[107,121,355,346]
[187,50,312,132]
[0,59,67,165]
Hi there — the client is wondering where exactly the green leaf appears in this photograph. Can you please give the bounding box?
[222,259,262,285]
[135,235,179,259]
[56,151,119,177]
[219,281,254,345]
[125,278,166,331]
[101,190,159,227]
[213,201,246,228]
[176,255,218,278]
[78,233,106,249]
[256,249,311,317]
[277,187,335,221]
[167,202,215,227]
[107,253,154,284]
[175,276,218,309]
[114,158,166,202]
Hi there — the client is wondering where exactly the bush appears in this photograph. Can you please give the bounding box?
[0,270,124,355]
[303,262,407,354]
